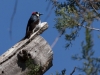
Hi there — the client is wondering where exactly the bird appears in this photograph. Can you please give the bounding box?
[22,12,43,40]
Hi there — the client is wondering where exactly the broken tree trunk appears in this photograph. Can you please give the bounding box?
[0,22,53,75]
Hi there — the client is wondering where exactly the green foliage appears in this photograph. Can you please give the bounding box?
[25,58,40,75]
[53,0,100,47]
[72,28,100,75]
[46,0,100,74]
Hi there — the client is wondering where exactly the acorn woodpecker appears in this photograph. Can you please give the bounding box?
[22,12,43,40]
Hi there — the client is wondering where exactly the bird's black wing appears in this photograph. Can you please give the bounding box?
[21,15,39,40]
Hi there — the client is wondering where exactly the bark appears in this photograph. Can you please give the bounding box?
[0,22,53,75]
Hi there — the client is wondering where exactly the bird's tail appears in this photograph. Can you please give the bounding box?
[19,32,31,41]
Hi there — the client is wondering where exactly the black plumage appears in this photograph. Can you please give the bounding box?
[22,12,42,40]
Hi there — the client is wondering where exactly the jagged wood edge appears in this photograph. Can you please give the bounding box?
[0,22,48,65]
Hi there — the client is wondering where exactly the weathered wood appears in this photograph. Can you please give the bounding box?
[0,22,53,75]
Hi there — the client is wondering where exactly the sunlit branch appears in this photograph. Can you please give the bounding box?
[89,0,99,15]
[78,23,100,31]
[75,0,87,11]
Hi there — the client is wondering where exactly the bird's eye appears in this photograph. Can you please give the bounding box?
[35,12,38,14]
[32,12,40,15]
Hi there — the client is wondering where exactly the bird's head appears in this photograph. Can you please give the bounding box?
[32,12,43,17]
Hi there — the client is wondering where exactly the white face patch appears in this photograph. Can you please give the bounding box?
[36,14,39,17]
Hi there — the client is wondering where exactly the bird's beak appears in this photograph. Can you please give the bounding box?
[39,13,43,16]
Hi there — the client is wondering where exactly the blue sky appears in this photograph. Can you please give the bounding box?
[0,0,100,75]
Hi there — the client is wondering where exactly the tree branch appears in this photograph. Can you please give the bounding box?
[89,0,99,15]
[70,67,76,75]
[9,0,18,39]
[75,0,87,11]
[78,23,100,31]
